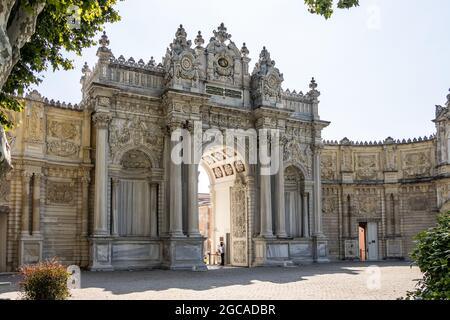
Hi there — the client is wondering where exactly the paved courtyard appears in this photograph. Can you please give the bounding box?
[0,261,421,300]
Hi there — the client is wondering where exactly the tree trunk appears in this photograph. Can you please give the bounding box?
[0,0,45,88]
[0,126,12,179]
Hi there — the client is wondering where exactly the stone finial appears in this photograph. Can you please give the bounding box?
[259,46,273,65]
[309,77,318,91]
[97,30,113,60]
[340,137,351,145]
[213,22,232,43]
[138,59,145,67]
[147,56,155,67]
[307,77,320,100]
[194,31,204,48]
[81,62,91,75]
[446,88,450,106]
[99,31,110,48]
[384,136,395,144]
[241,42,249,57]
[170,24,191,53]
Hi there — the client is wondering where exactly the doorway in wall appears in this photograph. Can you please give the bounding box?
[358,221,379,261]
[358,223,367,261]
[198,146,249,267]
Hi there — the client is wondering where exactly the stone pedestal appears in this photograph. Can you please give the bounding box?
[161,237,207,271]
[89,237,114,271]
[312,234,329,263]
[386,237,403,259]
[253,238,294,266]
[19,234,43,266]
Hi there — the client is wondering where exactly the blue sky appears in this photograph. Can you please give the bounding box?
[31,0,450,142]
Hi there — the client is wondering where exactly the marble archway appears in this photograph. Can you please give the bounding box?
[199,145,250,267]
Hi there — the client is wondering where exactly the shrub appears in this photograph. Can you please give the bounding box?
[19,258,71,300]
[405,213,450,300]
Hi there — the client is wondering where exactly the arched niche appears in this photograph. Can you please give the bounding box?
[284,165,309,238]
[111,149,158,237]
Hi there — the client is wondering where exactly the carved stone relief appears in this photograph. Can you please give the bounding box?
[322,196,337,214]
[284,140,312,178]
[46,181,75,205]
[25,105,44,143]
[46,119,81,158]
[121,149,152,169]
[402,152,430,178]
[321,154,335,180]
[407,195,429,211]
[356,154,378,180]
[0,182,10,204]
[230,178,247,266]
[110,117,164,166]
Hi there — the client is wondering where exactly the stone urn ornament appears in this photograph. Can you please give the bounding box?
[0,126,13,179]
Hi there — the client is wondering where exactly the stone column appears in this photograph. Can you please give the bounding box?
[111,177,119,236]
[303,193,309,237]
[168,124,183,237]
[274,138,287,238]
[21,172,32,235]
[81,172,90,237]
[150,182,158,237]
[92,112,112,235]
[188,164,200,236]
[32,174,41,235]
[312,146,323,236]
[260,169,273,238]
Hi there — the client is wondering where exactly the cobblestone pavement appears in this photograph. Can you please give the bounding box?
[0,261,421,300]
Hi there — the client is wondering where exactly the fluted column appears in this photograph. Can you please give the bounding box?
[150,183,158,237]
[303,193,309,237]
[188,164,200,236]
[111,177,119,236]
[92,112,112,235]
[260,169,273,238]
[275,137,287,238]
[168,123,183,237]
[81,172,90,237]
[32,174,41,234]
[312,145,323,236]
[21,172,32,235]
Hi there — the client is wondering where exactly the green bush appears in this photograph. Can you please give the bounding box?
[19,259,71,300]
[405,213,450,300]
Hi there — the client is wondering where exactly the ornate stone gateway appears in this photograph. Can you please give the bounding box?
[230,177,248,267]
[2,22,443,272]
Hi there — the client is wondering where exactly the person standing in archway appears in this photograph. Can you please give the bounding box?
[218,241,225,266]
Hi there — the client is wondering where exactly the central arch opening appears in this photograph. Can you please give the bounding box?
[197,145,248,267]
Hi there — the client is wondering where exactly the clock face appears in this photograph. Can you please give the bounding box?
[218,57,229,68]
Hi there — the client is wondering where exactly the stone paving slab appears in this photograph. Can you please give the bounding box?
[0,261,421,300]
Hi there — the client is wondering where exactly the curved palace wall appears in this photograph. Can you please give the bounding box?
[321,137,441,260]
